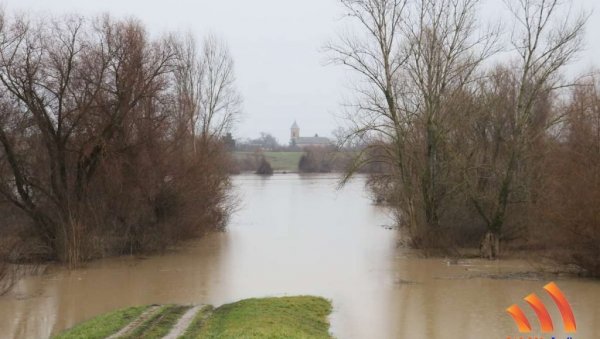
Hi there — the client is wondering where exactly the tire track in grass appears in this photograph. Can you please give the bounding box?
[177,305,214,339]
[106,305,161,339]
[161,304,207,339]
[122,305,190,339]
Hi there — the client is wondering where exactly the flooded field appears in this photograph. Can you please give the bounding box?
[0,174,598,338]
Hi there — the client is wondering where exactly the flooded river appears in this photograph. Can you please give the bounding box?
[0,174,598,338]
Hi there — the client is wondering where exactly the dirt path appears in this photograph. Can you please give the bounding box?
[161,304,206,339]
[106,305,162,339]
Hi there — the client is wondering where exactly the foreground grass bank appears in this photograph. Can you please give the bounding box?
[53,306,150,339]
[55,296,332,339]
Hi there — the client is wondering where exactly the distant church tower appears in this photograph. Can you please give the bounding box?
[290,121,300,141]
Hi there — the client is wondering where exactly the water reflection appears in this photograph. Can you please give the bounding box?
[0,232,229,338]
[0,174,598,338]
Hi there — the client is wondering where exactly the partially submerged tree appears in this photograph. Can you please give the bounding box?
[402,0,497,236]
[329,0,587,258]
[0,14,175,264]
[0,12,239,267]
[328,0,497,247]
[469,0,588,257]
[326,0,415,237]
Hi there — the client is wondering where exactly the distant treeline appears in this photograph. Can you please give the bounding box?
[230,147,378,174]
[0,10,240,277]
[330,0,600,276]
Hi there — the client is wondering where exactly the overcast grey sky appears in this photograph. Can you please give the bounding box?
[3,0,599,143]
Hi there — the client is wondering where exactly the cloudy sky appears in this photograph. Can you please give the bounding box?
[3,0,599,143]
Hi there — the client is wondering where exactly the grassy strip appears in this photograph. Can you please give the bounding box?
[54,296,333,339]
[123,304,190,339]
[195,296,332,339]
[53,305,149,339]
[234,152,304,172]
[179,305,215,339]
[263,152,304,171]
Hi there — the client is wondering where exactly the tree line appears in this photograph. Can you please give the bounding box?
[330,0,599,275]
[0,11,240,268]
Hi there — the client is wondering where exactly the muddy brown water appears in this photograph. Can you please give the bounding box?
[0,174,598,339]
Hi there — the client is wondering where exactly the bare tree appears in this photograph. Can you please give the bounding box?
[173,33,202,150]
[174,33,241,153]
[0,9,237,281]
[0,13,176,265]
[328,0,496,245]
[326,0,415,232]
[469,0,588,258]
[199,34,241,142]
[404,0,497,231]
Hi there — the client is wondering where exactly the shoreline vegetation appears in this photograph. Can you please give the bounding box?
[0,10,239,293]
[326,0,600,277]
[230,149,365,174]
[54,296,333,339]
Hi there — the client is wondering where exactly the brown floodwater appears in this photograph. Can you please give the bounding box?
[0,174,598,339]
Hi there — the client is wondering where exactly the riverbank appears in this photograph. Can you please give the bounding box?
[54,296,332,339]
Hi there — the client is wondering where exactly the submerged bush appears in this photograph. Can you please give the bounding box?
[298,147,334,173]
[256,157,274,175]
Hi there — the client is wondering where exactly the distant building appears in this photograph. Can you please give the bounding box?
[290,121,331,148]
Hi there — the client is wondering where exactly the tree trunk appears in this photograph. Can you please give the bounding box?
[480,232,500,260]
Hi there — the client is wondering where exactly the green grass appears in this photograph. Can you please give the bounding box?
[179,305,215,339]
[123,305,190,339]
[235,152,304,171]
[262,152,304,171]
[53,305,149,339]
[195,296,332,339]
[54,296,332,339]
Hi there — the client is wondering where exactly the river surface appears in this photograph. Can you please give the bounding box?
[0,174,599,339]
